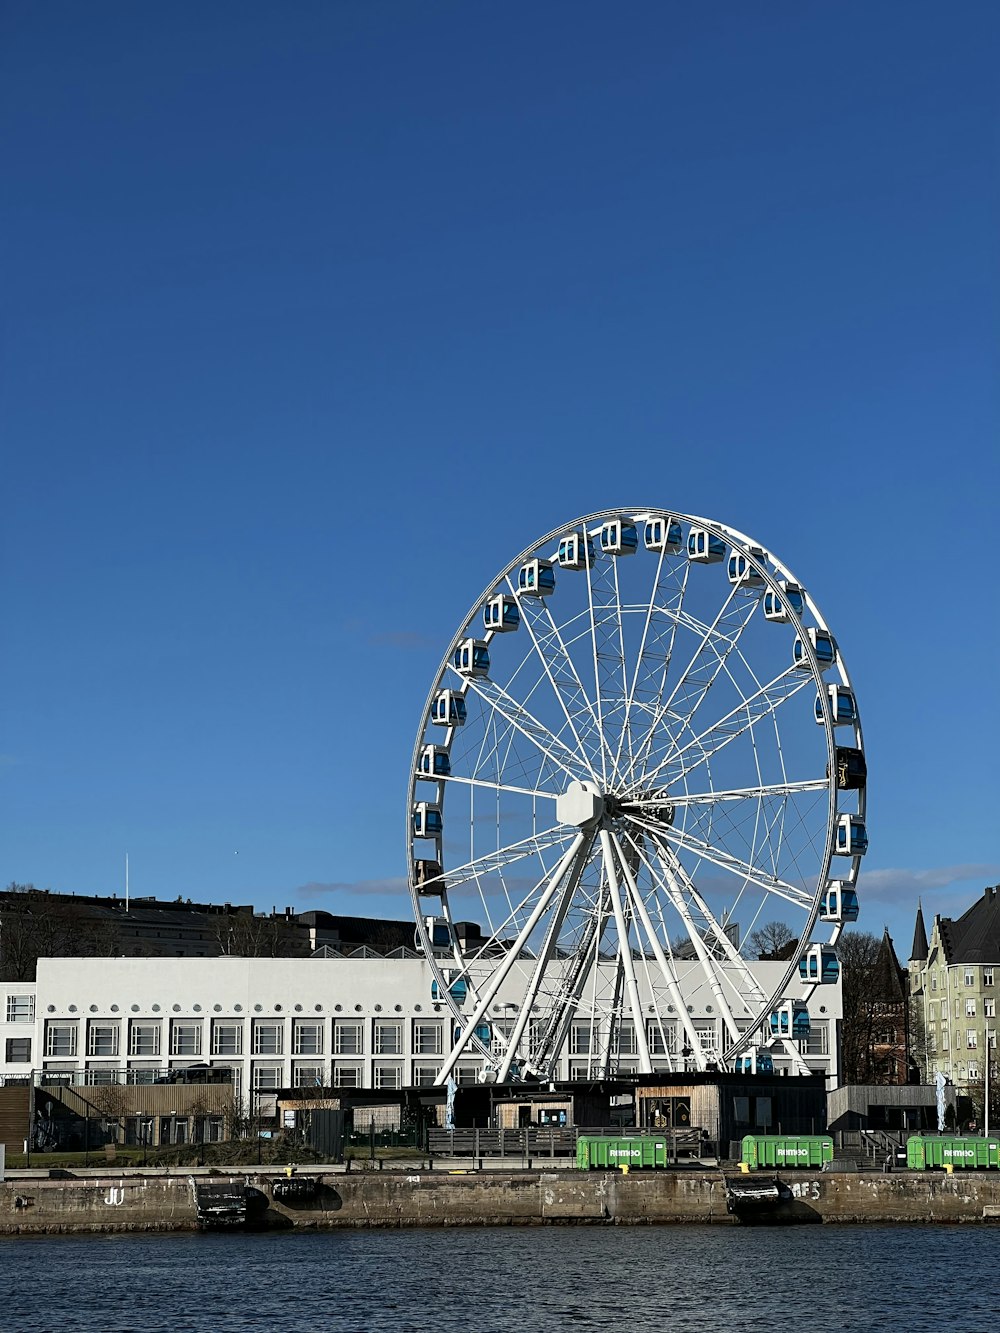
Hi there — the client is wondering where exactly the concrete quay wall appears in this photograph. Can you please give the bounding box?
[3,1169,1000,1234]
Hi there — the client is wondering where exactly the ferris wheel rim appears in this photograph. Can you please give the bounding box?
[406,507,865,1080]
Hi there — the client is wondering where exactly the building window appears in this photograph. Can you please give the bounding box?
[931,975,937,991]
[804,1022,829,1056]
[6,995,34,1023]
[927,1032,937,1053]
[455,1064,479,1085]
[942,1030,949,1051]
[87,1021,120,1057]
[292,1063,325,1088]
[5,1038,31,1063]
[985,999,996,1019]
[252,1020,284,1055]
[646,1021,676,1055]
[955,999,961,1019]
[967,1030,978,1050]
[44,1021,78,1058]
[292,1021,324,1056]
[989,1030,997,1050]
[332,1063,362,1088]
[412,1065,440,1086]
[170,1022,202,1057]
[966,998,977,1018]
[613,1022,637,1056]
[211,1021,243,1056]
[569,1061,592,1080]
[693,1022,718,1053]
[985,969,994,987]
[373,1064,402,1090]
[570,1022,595,1055]
[965,969,976,987]
[129,1022,161,1057]
[333,1021,364,1056]
[252,1063,282,1090]
[412,1021,443,1056]
[84,1065,119,1085]
[373,1022,402,1056]
[968,1064,980,1081]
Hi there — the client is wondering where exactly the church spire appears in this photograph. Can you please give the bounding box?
[911,899,928,963]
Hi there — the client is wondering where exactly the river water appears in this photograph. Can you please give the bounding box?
[2,1226,994,1332]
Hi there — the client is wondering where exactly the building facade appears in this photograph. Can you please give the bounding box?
[908,887,1000,1092]
[1,952,843,1113]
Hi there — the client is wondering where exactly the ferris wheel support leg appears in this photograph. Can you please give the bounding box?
[495,833,596,1083]
[434,831,587,1087]
[600,830,653,1074]
[611,828,701,1072]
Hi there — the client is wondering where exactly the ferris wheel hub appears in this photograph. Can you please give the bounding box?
[555,779,605,829]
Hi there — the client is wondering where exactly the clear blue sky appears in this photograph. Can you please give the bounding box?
[3,2,998,959]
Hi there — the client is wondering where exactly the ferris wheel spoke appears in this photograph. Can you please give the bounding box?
[435,831,588,1083]
[504,575,606,774]
[639,778,829,809]
[635,816,813,912]
[635,665,813,795]
[436,772,561,802]
[631,831,742,1044]
[428,824,575,895]
[620,578,745,790]
[645,834,771,1009]
[610,543,667,787]
[456,673,596,783]
[616,559,692,798]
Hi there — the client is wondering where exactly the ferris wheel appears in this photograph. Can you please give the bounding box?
[407,509,867,1084]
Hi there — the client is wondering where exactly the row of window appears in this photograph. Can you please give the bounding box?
[927,997,997,1019]
[38,1015,833,1062]
[929,967,995,991]
[926,1028,997,1053]
[42,1018,446,1060]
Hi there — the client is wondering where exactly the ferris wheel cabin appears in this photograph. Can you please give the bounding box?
[833,746,867,791]
[733,1047,775,1075]
[793,628,837,671]
[430,973,468,1003]
[600,518,639,556]
[815,684,857,726]
[769,1000,811,1039]
[432,690,467,726]
[835,813,868,856]
[687,528,725,563]
[799,944,841,984]
[763,581,805,622]
[412,859,443,895]
[643,515,683,552]
[483,595,520,632]
[557,532,595,569]
[517,558,555,597]
[417,744,451,778]
[423,917,453,951]
[727,545,767,587]
[453,639,490,678]
[820,881,860,923]
[412,802,443,839]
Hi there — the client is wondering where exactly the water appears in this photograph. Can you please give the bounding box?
[2,1226,994,1332]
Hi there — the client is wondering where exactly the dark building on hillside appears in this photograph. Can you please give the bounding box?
[0,886,421,981]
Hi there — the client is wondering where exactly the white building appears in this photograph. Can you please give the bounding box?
[1,953,842,1107]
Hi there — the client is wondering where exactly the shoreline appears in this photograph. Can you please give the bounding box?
[4,1166,1000,1233]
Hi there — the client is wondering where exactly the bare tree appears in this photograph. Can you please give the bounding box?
[748,920,796,959]
[838,930,888,1085]
[1,884,123,981]
[213,910,308,958]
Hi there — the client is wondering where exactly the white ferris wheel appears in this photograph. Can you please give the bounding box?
[407,510,867,1084]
